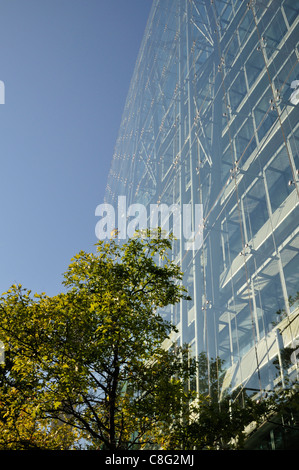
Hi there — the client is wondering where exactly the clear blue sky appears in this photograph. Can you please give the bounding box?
[0,0,152,296]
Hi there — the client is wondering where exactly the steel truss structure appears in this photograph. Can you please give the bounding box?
[105,0,299,405]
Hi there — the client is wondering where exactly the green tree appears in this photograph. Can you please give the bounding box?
[0,233,195,450]
[0,288,78,449]
[162,350,299,450]
[161,353,275,450]
[162,391,273,450]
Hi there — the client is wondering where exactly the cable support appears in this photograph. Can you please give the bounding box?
[250,2,299,201]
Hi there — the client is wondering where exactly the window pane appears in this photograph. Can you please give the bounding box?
[244,179,268,239]
[266,148,294,212]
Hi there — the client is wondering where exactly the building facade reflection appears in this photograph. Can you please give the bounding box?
[105,0,299,406]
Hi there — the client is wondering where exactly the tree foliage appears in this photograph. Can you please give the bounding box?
[162,352,299,450]
[0,232,296,450]
[0,233,195,450]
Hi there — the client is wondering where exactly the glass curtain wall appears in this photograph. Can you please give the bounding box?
[105,0,299,399]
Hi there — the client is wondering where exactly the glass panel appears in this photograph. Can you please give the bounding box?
[243,178,269,240]
[105,0,299,404]
[238,10,254,44]
[235,115,257,165]
[235,300,255,356]
[265,147,294,213]
[228,69,247,111]
[262,9,287,58]
[224,206,244,260]
[280,233,299,310]
[274,51,299,97]
[283,0,299,26]
[255,258,285,332]
[245,44,265,89]
[254,90,277,142]
[289,129,299,171]
[223,30,239,70]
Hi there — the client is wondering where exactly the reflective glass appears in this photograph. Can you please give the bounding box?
[104,0,299,399]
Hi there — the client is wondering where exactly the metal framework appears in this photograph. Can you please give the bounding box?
[105,0,299,400]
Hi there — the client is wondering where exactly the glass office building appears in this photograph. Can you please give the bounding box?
[104,0,299,442]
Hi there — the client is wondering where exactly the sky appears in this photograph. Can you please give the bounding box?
[0,0,153,296]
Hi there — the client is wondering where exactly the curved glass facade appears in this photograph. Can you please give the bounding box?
[104,0,299,399]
